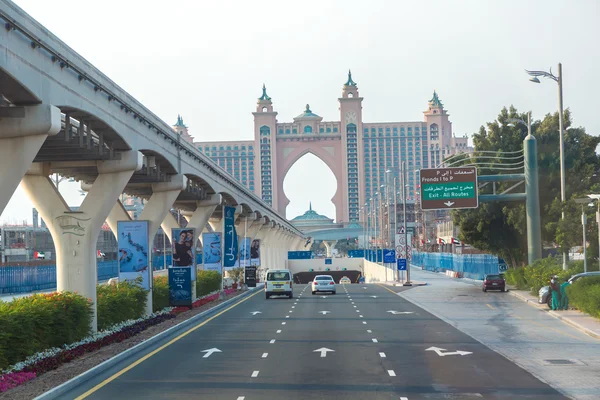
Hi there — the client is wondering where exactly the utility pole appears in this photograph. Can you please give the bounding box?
[402,162,411,286]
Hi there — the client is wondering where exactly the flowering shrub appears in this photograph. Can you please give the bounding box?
[0,371,36,393]
[0,292,92,370]
[2,309,175,377]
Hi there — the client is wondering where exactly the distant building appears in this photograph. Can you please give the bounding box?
[290,203,341,233]
[176,72,472,225]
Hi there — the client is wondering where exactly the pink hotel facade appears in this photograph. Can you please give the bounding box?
[174,72,472,225]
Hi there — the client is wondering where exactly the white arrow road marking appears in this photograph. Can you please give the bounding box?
[318,311,331,314]
[379,352,386,358]
[201,348,222,358]
[388,370,396,377]
[444,201,455,207]
[313,347,335,358]
[425,346,473,357]
[321,296,327,299]
[387,310,414,315]
[262,353,268,358]
[251,371,259,378]
[250,311,262,315]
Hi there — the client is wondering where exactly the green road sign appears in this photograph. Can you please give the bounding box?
[420,167,478,210]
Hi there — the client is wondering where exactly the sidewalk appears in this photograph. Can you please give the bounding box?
[508,287,600,340]
[379,279,427,286]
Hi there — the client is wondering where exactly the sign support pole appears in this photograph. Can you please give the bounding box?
[402,162,411,286]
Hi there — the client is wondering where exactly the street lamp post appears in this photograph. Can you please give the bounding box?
[587,194,600,271]
[526,63,567,270]
[401,162,411,285]
[575,198,593,273]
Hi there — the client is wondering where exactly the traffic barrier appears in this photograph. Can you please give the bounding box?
[412,251,499,280]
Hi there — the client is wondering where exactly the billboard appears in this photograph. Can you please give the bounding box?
[168,267,192,307]
[202,232,222,273]
[223,206,238,269]
[118,220,150,289]
[250,239,261,266]
[238,237,251,267]
[172,228,197,281]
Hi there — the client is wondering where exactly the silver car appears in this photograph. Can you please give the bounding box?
[312,275,336,295]
[538,271,600,307]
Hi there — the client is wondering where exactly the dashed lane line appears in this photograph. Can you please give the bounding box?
[262,353,268,358]
[372,338,378,343]
[276,330,282,333]
[251,371,260,378]
[270,339,276,344]
[388,370,396,377]
[379,352,386,358]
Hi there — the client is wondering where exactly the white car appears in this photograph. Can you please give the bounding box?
[339,276,351,284]
[312,275,336,295]
[265,269,293,299]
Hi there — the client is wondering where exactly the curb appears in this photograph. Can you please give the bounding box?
[547,310,600,340]
[507,288,600,340]
[34,285,263,400]
[380,281,428,287]
[507,289,546,309]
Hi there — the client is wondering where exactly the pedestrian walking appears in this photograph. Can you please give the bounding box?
[550,276,561,311]
[560,277,570,310]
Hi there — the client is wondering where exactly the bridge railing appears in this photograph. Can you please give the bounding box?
[411,251,499,280]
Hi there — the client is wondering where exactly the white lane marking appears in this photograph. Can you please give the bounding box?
[282,322,286,325]
[277,330,282,333]
[262,353,268,358]
[201,348,222,358]
[250,311,262,315]
[313,347,335,357]
[270,339,276,344]
[379,352,386,358]
[285,316,289,318]
[353,305,357,308]
[289,311,293,313]
[362,321,367,324]
[237,397,245,400]
[372,338,378,343]
[292,306,295,308]
[400,397,408,400]
[367,330,372,333]
[351,302,355,304]
[356,310,360,312]
[388,370,396,377]
[252,370,260,378]
[425,346,473,356]
[359,315,364,318]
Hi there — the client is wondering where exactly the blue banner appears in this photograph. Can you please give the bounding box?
[223,206,238,269]
[377,249,383,263]
[325,258,332,265]
[288,251,312,260]
[118,220,150,289]
[169,267,192,307]
[238,237,251,267]
[383,249,396,263]
[397,258,407,271]
[347,249,364,258]
[202,232,222,273]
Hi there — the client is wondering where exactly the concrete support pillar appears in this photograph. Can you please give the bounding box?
[323,240,337,258]
[0,104,61,215]
[185,195,222,243]
[22,151,142,332]
[106,199,131,235]
[255,221,275,276]
[138,174,187,316]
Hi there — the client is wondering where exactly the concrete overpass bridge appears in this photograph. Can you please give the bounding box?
[0,0,305,330]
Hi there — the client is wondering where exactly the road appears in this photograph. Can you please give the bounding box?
[400,267,600,400]
[60,283,566,400]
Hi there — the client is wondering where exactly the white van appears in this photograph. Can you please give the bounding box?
[265,269,293,299]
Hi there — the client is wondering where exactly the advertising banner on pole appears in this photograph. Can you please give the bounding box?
[171,228,196,281]
[202,232,222,273]
[168,267,192,307]
[223,206,238,270]
[238,237,251,267]
[118,220,150,290]
[250,239,261,266]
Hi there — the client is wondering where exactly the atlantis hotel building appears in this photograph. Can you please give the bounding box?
[174,72,472,225]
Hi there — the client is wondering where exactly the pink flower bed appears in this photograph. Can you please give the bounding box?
[0,372,37,393]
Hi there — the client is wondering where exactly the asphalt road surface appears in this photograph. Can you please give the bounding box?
[61,284,567,400]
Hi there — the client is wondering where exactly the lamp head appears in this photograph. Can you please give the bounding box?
[529,77,540,83]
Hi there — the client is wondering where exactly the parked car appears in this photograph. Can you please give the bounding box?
[265,269,293,299]
[312,275,336,295]
[538,271,600,307]
[482,274,506,292]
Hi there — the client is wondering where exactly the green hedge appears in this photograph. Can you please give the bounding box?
[152,276,170,313]
[0,292,92,371]
[97,280,147,331]
[197,270,222,296]
[566,276,600,318]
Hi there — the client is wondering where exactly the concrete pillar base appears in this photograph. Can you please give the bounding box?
[22,151,142,332]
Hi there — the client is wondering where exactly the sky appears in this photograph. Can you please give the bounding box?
[2,0,599,224]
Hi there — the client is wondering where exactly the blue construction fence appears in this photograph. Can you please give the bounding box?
[411,251,500,280]
[0,253,203,295]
